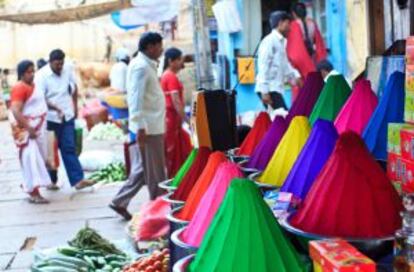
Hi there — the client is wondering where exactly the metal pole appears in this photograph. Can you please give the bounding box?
[191,0,215,90]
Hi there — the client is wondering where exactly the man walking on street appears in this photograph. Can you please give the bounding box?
[110,32,167,220]
[35,49,94,190]
[256,11,301,110]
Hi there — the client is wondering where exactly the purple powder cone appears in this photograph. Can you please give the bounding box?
[246,116,288,171]
[286,72,325,124]
[280,119,338,200]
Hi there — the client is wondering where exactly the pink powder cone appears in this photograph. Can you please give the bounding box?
[181,162,243,247]
[334,79,378,135]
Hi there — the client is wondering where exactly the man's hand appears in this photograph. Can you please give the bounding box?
[261,93,273,106]
[137,129,146,148]
[56,108,64,120]
[28,127,37,139]
[296,78,303,88]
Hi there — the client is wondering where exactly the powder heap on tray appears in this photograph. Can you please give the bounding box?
[291,132,402,238]
[237,112,271,156]
[189,179,304,272]
[280,119,338,201]
[181,162,243,247]
[258,116,311,187]
[172,147,211,201]
[176,152,228,220]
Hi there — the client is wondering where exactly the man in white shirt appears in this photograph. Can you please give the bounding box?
[36,49,94,190]
[110,32,167,220]
[109,48,130,94]
[316,59,340,82]
[256,11,301,110]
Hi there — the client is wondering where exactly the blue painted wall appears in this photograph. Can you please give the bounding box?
[326,0,348,76]
[217,0,263,114]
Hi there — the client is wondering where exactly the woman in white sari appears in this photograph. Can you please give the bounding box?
[9,60,51,203]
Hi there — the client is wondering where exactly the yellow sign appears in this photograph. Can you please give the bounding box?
[237,57,256,84]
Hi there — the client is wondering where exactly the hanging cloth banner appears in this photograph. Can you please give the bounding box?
[117,0,179,26]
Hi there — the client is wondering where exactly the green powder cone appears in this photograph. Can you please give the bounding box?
[171,149,198,187]
[309,75,351,126]
[189,178,304,272]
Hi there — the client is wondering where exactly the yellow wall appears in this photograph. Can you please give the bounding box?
[346,0,370,80]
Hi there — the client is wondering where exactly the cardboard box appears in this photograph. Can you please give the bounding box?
[388,123,411,154]
[309,240,376,272]
[401,127,414,160]
[387,152,401,181]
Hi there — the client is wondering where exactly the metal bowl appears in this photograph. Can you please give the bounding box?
[162,191,185,210]
[166,206,189,234]
[279,216,394,260]
[173,254,195,272]
[237,160,261,177]
[226,148,250,163]
[170,227,198,268]
[159,178,176,192]
[248,172,278,191]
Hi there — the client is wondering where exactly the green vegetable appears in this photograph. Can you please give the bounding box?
[57,246,81,257]
[68,227,125,255]
[87,163,126,183]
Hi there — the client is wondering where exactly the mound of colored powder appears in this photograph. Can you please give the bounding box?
[181,162,243,247]
[246,116,288,171]
[280,120,338,201]
[176,152,228,220]
[237,112,271,156]
[335,79,378,135]
[363,71,405,161]
[188,179,304,272]
[171,149,198,188]
[309,74,351,126]
[172,147,211,201]
[291,132,402,238]
[258,116,311,187]
[286,72,325,123]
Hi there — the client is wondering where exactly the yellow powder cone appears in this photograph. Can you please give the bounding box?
[259,116,311,187]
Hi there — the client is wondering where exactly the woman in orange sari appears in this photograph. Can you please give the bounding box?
[161,48,192,178]
[287,3,327,79]
[9,60,51,203]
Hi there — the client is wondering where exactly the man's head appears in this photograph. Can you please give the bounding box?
[3,68,9,76]
[269,11,292,37]
[37,58,47,70]
[316,60,334,79]
[138,32,163,61]
[49,49,65,75]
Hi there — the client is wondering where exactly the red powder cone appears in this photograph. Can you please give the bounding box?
[177,152,228,220]
[172,147,212,201]
[237,112,271,156]
[291,132,402,238]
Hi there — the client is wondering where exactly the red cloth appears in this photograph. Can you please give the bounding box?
[161,70,192,178]
[291,132,402,238]
[237,112,271,156]
[11,82,34,103]
[172,147,212,201]
[287,19,327,79]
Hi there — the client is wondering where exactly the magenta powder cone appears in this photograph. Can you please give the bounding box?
[246,116,288,171]
[181,162,243,247]
[286,72,325,124]
[335,79,378,135]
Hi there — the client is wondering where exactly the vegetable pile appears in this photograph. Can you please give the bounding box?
[31,227,130,272]
[87,122,125,141]
[123,249,170,272]
[89,162,127,183]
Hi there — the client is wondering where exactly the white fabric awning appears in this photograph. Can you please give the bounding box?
[0,0,132,24]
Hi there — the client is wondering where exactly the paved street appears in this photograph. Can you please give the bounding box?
[0,121,147,271]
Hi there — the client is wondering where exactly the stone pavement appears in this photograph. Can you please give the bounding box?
[0,121,148,271]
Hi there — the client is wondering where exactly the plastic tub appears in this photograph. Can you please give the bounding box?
[162,191,185,210]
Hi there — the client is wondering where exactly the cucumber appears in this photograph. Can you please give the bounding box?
[82,249,102,256]
[48,255,90,268]
[34,266,78,272]
[83,255,96,268]
[58,246,81,257]
[43,259,79,269]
